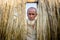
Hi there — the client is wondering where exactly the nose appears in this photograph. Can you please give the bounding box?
[30,15,33,18]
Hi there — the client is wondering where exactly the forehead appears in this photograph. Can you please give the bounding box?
[27,8,36,13]
[28,9,35,13]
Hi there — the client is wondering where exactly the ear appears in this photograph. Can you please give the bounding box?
[36,13,37,15]
[35,14,37,20]
[35,13,37,17]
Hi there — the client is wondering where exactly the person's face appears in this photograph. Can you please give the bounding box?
[27,9,37,21]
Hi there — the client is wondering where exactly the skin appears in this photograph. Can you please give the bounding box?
[27,7,37,21]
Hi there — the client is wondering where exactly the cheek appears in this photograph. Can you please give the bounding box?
[33,15,36,18]
[33,16,35,18]
[28,15,31,18]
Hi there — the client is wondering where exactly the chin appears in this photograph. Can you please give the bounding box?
[27,16,37,25]
[29,19,34,21]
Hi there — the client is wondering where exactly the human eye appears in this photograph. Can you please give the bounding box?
[32,14,34,15]
[29,13,31,15]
